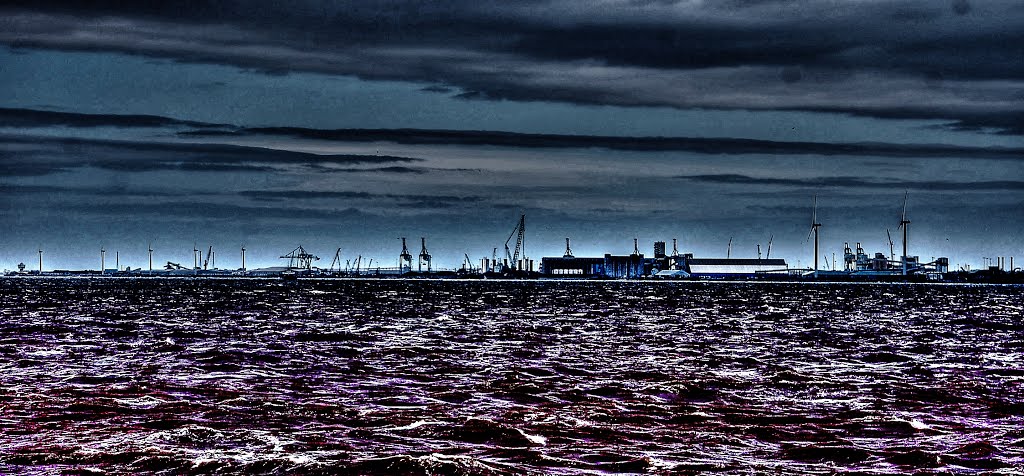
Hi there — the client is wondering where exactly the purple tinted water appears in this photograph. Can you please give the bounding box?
[0,278,1022,474]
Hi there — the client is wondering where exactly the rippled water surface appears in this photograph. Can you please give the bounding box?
[1,278,1022,475]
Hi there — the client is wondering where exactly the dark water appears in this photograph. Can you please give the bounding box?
[1,278,1022,475]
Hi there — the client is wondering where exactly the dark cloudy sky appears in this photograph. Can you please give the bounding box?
[1,0,1022,271]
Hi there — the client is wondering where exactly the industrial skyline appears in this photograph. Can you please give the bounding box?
[1,1,1022,270]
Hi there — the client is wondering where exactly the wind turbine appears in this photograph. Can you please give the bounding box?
[148,242,154,272]
[101,247,106,274]
[241,245,246,271]
[898,191,910,275]
[806,195,822,277]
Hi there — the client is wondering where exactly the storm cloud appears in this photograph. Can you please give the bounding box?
[2,1,1023,134]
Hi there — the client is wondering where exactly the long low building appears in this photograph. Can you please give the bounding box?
[542,253,789,279]
[682,258,789,279]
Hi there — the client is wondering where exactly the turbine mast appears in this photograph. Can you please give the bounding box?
[806,195,822,277]
[898,191,910,275]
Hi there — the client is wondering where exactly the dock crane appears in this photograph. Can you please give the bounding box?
[504,214,525,270]
[280,245,319,270]
[464,253,475,273]
[329,248,342,272]
[886,229,895,264]
[203,246,213,270]
[726,237,733,259]
[399,238,413,272]
[766,234,774,259]
[419,237,432,272]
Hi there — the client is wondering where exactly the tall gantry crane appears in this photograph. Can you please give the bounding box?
[419,237,432,272]
[329,247,342,272]
[504,214,525,270]
[399,237,413,272]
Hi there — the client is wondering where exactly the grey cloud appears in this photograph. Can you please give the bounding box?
[1,2,1022,134]
[20,108,1021,161]
[65,201,372,222]
[239,190,482,202]
[0,134,425,177]
[0,107,228,129]
[330,166,426,174]
[678,174,1024,191]
[0,183,212,197]
[229,126,1024,159]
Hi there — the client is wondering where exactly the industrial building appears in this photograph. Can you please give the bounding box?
[541,238,790,279]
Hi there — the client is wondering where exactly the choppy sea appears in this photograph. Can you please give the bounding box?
[1,278,1022,475]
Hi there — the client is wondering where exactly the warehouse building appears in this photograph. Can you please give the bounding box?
[681,258,789,279]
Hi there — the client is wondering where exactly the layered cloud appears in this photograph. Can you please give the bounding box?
[0,134,423,176]
[2,1,1022,134]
